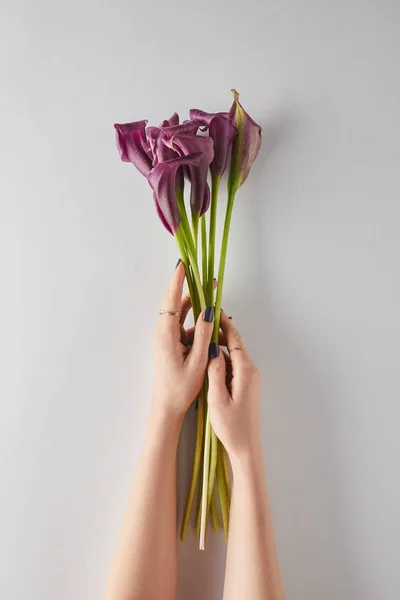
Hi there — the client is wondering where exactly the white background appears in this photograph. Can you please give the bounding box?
[1,0,399,598]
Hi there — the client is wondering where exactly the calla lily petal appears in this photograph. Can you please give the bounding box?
[159,112,179,128]
[169,134,214,216]
[147,126,176,166]
[114,121,153,177]
[228,89,262,188]
[189,109,236,177]
[148,153,202,234]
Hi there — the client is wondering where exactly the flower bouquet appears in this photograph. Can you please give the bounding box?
[114,90,261,549]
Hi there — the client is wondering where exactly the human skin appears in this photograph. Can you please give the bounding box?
[103,263,285,600]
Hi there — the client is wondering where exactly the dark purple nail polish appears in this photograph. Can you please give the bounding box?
[203,307,214,323]
[209,342,219,359]
[175,258,182,270]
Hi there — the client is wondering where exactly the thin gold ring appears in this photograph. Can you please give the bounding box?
[159,309,182,317]
[228,346,246,353]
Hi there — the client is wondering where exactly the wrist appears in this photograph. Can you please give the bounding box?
[229,437,264,476]
[148,401,185,434]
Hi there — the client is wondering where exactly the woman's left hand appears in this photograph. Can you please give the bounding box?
[152,261,214,421]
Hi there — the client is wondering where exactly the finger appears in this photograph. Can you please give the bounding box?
[219,312,252,364]
[186,307,214,371]
[180,293,192,325]
[207,348,230,403]
[158,261,186,336]
[185,327,227,347]
[180,325,190,348]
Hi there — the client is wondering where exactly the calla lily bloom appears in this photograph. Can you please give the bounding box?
[146,120,200,166]
[147,153,202,235]
[168,134,214,218]
[228,89,262,189]
[147,126,176,166]
[189,109,236,178]
[114,121,153,177]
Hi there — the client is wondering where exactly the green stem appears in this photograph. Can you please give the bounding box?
[199,412,212,550]
[180,387,205,541]
[207,430,218,512]
[201,215,208,295]
[207,175,220,304]
[211,495,220,531]
[192,213,199,259]
[175,229,198,315]
[176,189,197,260]
[184,232,206,310]
[213,185,237,342]
[216,445,230,540]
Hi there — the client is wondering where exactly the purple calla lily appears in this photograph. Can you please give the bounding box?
[167,134,214,218]
[189,109,236,178]
[147,153,203,235]
[228,90,262,189]
[147,126,176,166]
[114,121,153,177]
[146,120,201,167]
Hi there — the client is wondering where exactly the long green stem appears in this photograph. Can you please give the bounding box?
[175,228,197,312]
[213,186,237,341]
[216,445,230,540]
[180,387,205,541]
[201,215,208,295]
[207,175,220,303]
[199,185,237,548]
[176,189,197,261]
[207,430,218,512]
[184,234,206,310]
[199,412,212,550]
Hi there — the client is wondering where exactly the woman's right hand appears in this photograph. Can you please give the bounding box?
[207,312,261,460]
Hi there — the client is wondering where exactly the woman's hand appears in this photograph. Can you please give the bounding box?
[207,312,261,459]
[152,261,214,421]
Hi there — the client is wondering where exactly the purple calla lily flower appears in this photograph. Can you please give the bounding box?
[146,120,200,167]
[189,109,236,178]
[114,121,153,177]
[147,153,203,235]
[167,134,214,217]
[228,90,262,189]
[147,126,176,166]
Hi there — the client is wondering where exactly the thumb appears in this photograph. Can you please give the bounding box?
[187,307,214,371]
[207,348,229,403]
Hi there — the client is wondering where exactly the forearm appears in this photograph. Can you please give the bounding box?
[223,442,285,600]
[103,406,182,600]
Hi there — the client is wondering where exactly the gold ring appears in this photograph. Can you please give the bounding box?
[159,309,182,317]
[228,346,246,353]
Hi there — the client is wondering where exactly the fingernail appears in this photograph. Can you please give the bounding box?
[203,307,214,323]
[175,258,182,270]
[209,342,219,359]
